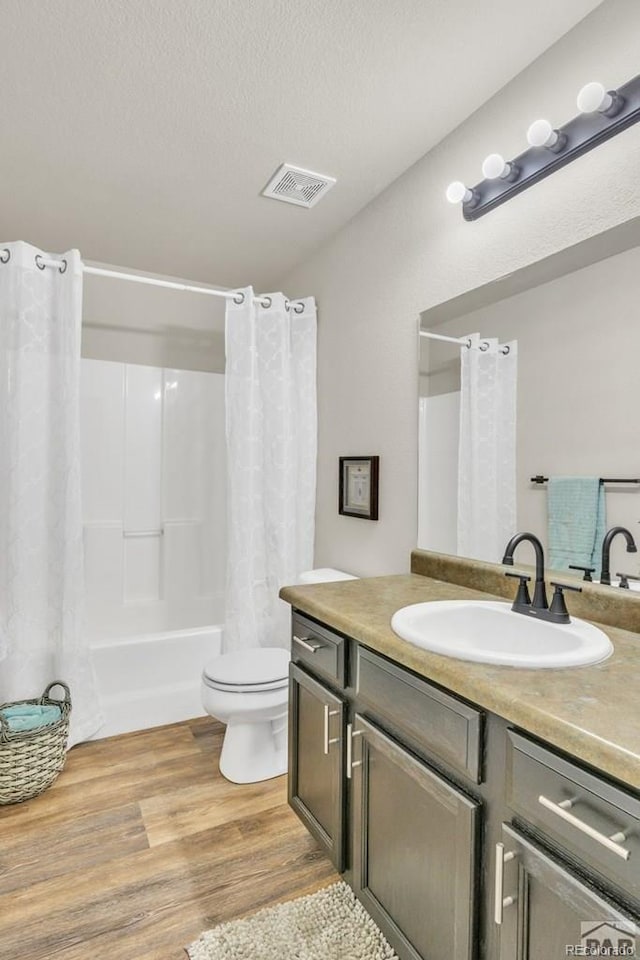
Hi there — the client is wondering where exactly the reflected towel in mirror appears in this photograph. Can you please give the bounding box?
[547,476,606,578]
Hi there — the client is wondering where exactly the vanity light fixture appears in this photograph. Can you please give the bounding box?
[445,181,476,205]
[526,119,566,153]
[481,153,519,181]
[576,81,624,117]
[449,71,640,221]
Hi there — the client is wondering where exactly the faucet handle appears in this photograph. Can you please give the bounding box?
[568,564,595,582]
[549,580,582,623]
[550,580,582,593]
[505,571,531,610]
[615,572,640,589]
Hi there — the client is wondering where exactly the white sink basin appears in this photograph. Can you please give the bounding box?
[390,601,613,669]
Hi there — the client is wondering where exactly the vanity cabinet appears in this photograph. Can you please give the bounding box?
[287,608,640,960]
[497,824,637,960]
[498,729,640,959]
[506,730,640,904]
[288,662,346,871]
[351,713,479,960]
[289,611,482,960]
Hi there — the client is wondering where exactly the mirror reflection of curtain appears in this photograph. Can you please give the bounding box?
[457,334,517,562]
[224,288,317,653]
[0,241,103,746]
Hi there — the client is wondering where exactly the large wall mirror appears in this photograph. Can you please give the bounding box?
[418,219,640,586]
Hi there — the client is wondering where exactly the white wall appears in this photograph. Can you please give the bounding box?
[418,394,459,555]
[81,263,226,372]
[282,0,640,576]
[81,359,226,640]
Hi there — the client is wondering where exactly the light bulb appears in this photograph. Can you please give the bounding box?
[527,119,559,149]
[482,153,512,180]
[577,81,613,114]
[446,181,472,204]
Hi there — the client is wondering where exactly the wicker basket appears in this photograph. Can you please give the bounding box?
[0,681,72,805]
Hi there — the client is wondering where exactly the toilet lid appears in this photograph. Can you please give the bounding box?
[203,647,290,692]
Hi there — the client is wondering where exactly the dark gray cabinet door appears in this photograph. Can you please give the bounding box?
[351,713,479,960]
[497,824,638,960]
[288,663,345,870]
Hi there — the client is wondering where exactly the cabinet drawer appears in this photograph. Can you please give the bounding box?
[291,612,346,688]
[507,730,640,904]
[355,646,483,782]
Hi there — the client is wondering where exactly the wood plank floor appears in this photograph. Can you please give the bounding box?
[0,717,339,959]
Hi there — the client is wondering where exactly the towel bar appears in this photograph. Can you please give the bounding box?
[531,476,640,485]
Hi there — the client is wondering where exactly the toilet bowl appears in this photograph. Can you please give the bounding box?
[201,647,290,784]
[202,568,357,784]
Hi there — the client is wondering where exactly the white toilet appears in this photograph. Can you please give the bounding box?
[201,567,356,784]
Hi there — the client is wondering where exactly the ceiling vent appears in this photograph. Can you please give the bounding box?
[261,163,336,208]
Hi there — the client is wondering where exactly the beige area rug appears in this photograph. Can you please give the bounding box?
[186,882,399,960]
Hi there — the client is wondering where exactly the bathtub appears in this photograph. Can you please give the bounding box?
[90,624,222,739]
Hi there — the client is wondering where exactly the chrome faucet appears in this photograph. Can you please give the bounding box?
[502,532,582,623]
[600,526,638,586]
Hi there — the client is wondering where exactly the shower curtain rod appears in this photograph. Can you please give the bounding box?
[419,329,510,355]
[420,330,472,347]
[25,255,305,312]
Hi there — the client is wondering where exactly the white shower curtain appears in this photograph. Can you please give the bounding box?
[0,241,102,746]
[224,289,316,653]
[457,333,517,563]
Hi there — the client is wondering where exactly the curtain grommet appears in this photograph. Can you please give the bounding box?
[0,248,10,264]
[58,259,68,274]
[479,340,490,352]
[35,254,46,271]
[293,302,304,314]
[261,296,272,309]
[232,292,245,304]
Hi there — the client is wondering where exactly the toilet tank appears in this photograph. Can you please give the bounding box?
[297,568,358,584]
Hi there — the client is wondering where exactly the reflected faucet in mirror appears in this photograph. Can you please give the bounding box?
[502,532,582,624]
[600,526,638,586]
[616,572,640,589]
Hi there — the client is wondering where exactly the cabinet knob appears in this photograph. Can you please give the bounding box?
[322,704,340,755]
[346,723,363,779]
[494,842,516,925]
[538,795,631,860]
[293,635,323,653]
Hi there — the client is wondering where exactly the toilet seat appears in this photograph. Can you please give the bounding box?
[201,569,357,784]
[202,647,290,694]
[203,675,288,693]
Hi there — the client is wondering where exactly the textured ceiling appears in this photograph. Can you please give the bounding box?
[1,0,601,289]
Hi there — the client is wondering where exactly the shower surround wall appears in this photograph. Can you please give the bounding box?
[81,359,225,736]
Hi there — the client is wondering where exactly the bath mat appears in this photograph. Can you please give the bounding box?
[185,881,399,960]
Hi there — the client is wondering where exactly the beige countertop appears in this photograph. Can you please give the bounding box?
[280,573,640,791]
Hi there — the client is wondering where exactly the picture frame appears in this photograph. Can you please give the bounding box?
[338,456,379,521]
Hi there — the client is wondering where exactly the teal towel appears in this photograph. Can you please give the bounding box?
[0,704,62,732]
[547,477,606,578]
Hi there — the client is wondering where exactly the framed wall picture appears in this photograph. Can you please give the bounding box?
[338,456,379,520]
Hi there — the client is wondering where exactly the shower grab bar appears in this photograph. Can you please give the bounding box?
[123,529,164,537]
